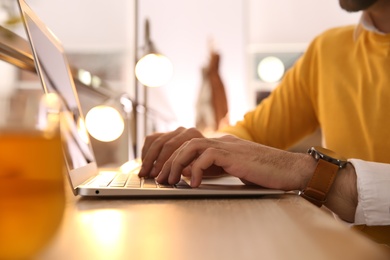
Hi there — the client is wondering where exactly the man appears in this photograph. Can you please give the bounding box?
[138,0,390,243]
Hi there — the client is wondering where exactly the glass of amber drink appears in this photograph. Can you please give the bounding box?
[0,91,65,259]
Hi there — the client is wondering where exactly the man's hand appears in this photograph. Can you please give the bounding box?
[143,133,358,223]
[138,127,204,178]
[156,135,314,190]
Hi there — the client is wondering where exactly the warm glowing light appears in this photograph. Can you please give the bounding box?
[257,56,285,83]
[78,69,92,85]
[78,210,124,257]
[120,158,142,173]
[85,105,124,142]
[77,117,90,144]
[41,93,61,111]
[91,76,102,88]
[37,93,62,136]
[135,53,173,87]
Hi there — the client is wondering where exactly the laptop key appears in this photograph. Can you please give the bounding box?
[126,175,141,188]
[175,180,192,189]
[110,173,129,187]
[158,183,174,188]
[142,178,157,188]
[93,173,117,187]
[110,183,125,187]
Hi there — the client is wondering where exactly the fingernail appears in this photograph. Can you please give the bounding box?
[156,172,164,183]
[138,168,144,176]
[150,167,156,177]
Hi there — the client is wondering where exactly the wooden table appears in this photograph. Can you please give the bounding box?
[35,188,389,260]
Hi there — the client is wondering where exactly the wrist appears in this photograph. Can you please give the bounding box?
[300,147,348,207]
[281,152,317,191]
[296,146,358,222]
[296,153,318,191]
[324,162,358,222]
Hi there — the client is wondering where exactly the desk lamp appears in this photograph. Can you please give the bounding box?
[85,93,135,161]
[135,19,173,88]
[85,103,124,142]
[134,19,173,140]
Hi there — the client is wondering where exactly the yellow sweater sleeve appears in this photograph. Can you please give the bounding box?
[221,25,390,163]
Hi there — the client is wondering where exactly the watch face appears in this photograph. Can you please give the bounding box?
[308,146,348,168]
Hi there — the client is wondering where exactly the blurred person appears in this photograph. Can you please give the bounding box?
[138,0,390,246]
[140,0,390,179]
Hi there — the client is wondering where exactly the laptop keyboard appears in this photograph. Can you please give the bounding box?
[93,172,192,189]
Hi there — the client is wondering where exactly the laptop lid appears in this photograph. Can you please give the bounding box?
[17,0,99,194]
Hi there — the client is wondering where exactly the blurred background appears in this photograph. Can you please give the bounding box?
[0,0,360,166]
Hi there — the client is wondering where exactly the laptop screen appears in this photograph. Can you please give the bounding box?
[18,0,99,191]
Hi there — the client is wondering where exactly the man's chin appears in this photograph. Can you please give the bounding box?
[339,0,378,12]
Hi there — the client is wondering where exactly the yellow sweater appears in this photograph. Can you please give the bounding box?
[222,25,390,163]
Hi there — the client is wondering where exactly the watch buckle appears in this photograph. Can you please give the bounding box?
[299,188,327,207]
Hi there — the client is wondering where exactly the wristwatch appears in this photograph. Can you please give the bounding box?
[300,146,348,207]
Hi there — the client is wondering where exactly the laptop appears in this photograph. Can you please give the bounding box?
[17,0,285,197]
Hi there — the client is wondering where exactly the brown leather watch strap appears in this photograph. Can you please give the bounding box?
[301,159,339,207]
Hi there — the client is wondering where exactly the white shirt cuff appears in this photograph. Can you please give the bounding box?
[349,159,390,225]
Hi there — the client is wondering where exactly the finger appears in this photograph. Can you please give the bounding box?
[166,138,219,186]
[141,133,163,160]
[139,133,163,177]
[157,140,193,184]
[189,148,227,187]
[181,165,192,177]
[139,127,185,177]
[149,127,203,178]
